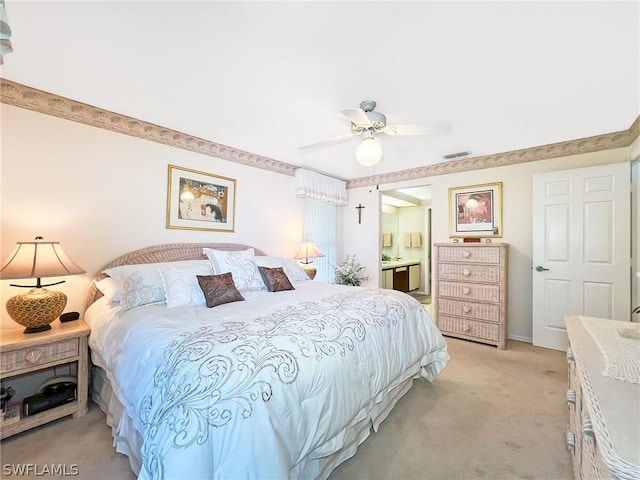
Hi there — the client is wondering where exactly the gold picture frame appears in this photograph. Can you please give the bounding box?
[166,164,236,232]
[449,182,502,238]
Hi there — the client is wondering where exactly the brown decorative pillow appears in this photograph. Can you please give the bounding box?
[258,266,295,292]
[197,273,245,308]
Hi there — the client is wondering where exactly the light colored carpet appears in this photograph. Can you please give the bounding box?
[0,338,572,479]
[410,293,431,305]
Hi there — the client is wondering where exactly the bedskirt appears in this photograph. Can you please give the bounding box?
[91,362,424,479]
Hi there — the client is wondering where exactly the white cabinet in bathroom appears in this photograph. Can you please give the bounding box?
[381,259,420,293]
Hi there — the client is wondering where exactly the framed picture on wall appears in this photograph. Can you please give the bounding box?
[449,182,502,238]
[166,164,236,232]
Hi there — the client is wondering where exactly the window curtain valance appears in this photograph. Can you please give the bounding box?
[294,168,348,206]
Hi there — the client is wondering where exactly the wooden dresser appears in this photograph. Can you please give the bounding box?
[565,315,639,480]
[433,242,508,349]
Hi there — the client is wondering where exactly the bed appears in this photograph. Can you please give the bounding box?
[84,242,449,480]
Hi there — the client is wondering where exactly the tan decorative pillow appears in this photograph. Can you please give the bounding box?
[258,266,295,293]
[196,273,245,308]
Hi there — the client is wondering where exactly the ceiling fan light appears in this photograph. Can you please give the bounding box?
[356,136,382,167]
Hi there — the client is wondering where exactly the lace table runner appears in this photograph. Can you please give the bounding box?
[580,316,640,384]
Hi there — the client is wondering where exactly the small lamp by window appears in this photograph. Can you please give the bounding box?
[0,237,85,333]
[294,240,325,280]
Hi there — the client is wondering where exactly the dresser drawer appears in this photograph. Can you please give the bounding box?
[437,315,501,341]
[438,281,500,303]
[580,411,611,479]
[438,298,500,322]
[438,263,501,284]
[1,338,79,375]
[437,246,502,264]
[434,243,508,349]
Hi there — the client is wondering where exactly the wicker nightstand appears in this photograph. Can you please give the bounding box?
[0,319,90,439]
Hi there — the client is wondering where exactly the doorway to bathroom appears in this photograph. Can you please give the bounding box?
[380,185,432,306]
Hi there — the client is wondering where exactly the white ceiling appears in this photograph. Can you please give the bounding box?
[2,1,638,181]
[381,186,432,207]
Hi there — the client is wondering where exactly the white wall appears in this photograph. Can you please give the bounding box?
[398,206,427,293]
[381,204,399,259]
[631,135,640,320]
[0,105,304,329]
[343,147,634,342]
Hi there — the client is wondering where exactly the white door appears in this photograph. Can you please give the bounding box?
[532,162,631,350]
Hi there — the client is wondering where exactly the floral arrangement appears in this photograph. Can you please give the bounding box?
[334,254,369,286]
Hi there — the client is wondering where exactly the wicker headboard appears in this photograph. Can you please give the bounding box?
[84,242,267,310]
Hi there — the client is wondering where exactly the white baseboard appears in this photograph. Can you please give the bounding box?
[508,333,532,344]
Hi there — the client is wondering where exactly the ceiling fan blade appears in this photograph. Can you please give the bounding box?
[298,132,359,151]
[340,108,373,128]
[381,123,452,136]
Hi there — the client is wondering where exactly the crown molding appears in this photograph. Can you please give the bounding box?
[0,78,298,177]
[347,121,638,189]
[629,113,640,144]
[2,79,637,189]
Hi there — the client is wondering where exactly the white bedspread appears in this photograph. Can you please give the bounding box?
[89,282,449,480]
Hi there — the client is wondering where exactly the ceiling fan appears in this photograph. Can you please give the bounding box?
[298,100,451,166]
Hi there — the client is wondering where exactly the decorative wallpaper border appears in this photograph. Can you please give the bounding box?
[347,119,639,188]
[2,78,638,189]
[0,79,297,177]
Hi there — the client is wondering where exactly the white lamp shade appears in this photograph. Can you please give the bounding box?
[356,136,382,167]
[294,241,325,264]
[0,240,85,280]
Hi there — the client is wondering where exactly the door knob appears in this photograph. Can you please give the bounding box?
[535,265,549,272]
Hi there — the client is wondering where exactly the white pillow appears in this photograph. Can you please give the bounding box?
[254,256,286,269]
[282,257,311,282]
[94,277,122,303]
[119,270,166,312]
[158,263,212,308]
[256,256,309,282]
[203,248,265,291]
[104,260,211,311]
[104,259,210,286]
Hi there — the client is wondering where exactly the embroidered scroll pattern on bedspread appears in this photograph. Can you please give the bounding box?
[138,289,416,479]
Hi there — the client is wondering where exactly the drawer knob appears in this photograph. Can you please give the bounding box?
[24,348,44,364]
[462,269,471,277]
[566,390,576,405]
[581,414,594,440]
[463,250,471,258]
[463,323,471,332]
[566,432,575,450]
[566,347,574,363]
[463,305,472,314]
[462,287,471,295]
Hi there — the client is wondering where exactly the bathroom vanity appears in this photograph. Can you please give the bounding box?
[381,259,420,292]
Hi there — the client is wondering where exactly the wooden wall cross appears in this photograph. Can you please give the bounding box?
[356,203,365,224]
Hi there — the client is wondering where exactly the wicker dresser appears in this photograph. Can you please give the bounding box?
[433,242,508,349]
[565,315,639,480]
